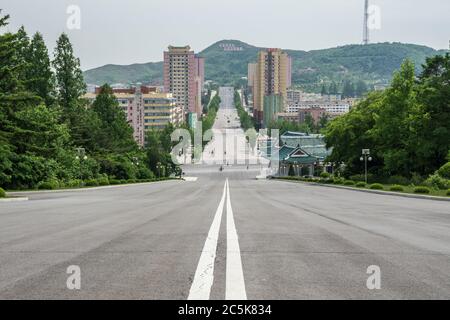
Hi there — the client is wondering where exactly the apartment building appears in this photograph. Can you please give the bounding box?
[252,48,292,127]
[85,86,182,147]
[163,46,204,119]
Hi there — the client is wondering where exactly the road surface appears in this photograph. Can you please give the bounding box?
[0,87,449,299]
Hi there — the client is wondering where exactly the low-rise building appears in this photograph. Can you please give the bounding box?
[287,100,350,116]
[277,131,332,176]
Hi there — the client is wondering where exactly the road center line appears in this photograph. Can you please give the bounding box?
[188,180,227,300]
[225,179,247,300]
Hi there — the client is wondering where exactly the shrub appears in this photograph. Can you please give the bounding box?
[447,189,450,196]
[425,174,450,190]
[414,186,431,194]
[390,185,404,192]
[0,187,6,198]
[333,178,344,185]
[369,183,384,190]
[66,179,82,188]
[97,176,110,186]
[387,175,410,186]
[355,182,366,188]
[137,167,155,180]
[38,179,60,190]
[109,179,121,185]
[344,180,355,186]
[119,179,127,184]
[127,179,137,184]
[84,179,99,187]
[437,162,450,179]
[320,172,330,179]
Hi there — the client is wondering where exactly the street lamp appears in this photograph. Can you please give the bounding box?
[75,148,88,183]
[156,162,162,179]
[360,149,373,184]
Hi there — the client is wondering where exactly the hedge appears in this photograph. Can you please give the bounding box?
[0,187,6,198]
[38,180,59,190]
[369,183,384,190]
[414,186,431,194]
[84,179,99,187]
[389,185,404,192]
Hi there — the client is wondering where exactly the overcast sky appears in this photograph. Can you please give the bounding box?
[1,0,449,70]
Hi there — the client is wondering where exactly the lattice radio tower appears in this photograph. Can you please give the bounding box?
[363,0,370,45]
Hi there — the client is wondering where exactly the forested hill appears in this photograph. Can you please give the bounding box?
[83,40,448,89]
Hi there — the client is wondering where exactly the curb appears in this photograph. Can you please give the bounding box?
[274,179,450,202]
[0,197,29,202]
[7,179,181,196]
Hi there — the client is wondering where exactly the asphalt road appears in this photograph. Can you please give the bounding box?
[1,87,449,300]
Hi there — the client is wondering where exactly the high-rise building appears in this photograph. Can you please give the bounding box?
[253,48,291,127]
[163,46,204,119]
[247,63,257,90]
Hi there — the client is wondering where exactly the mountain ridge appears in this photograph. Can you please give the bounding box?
[83,39,448,89]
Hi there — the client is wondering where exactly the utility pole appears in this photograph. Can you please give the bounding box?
[363,0,370,45]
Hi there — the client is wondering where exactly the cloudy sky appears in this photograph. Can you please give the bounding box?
[1,0,449,70]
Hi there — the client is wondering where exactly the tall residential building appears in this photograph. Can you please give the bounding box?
[253,48,291,127]
[163,46,204,119]
[247,63,257,91]
[84,86,183,147]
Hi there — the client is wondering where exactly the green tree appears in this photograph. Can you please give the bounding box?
[355,80,368,97]
[372,60,417,176]
[26,32,55,106]
[14,26,30,81]
[91,84,137,153]
[325,57,449,179]
[342,80,355,98]
[324,92,384,177]
[329,81,338,95]
[53,33,86,127]
[414,54,450,174]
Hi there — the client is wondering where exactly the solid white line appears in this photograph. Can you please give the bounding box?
[225,179,247,300]
[188,180,227,300]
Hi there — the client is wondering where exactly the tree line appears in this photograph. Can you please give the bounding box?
[325,55,450,188]
[234,91,255,131]
[0,13,178,190]
[321,79,369,98]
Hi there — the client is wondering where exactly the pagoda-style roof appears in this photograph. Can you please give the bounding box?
[278,145,319,165]
[280,131,332,160]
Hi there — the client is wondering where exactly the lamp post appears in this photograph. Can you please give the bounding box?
[156,162,162,179]
[75,148,88,184]
[132,157,140,167]
[360,149,373,184]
